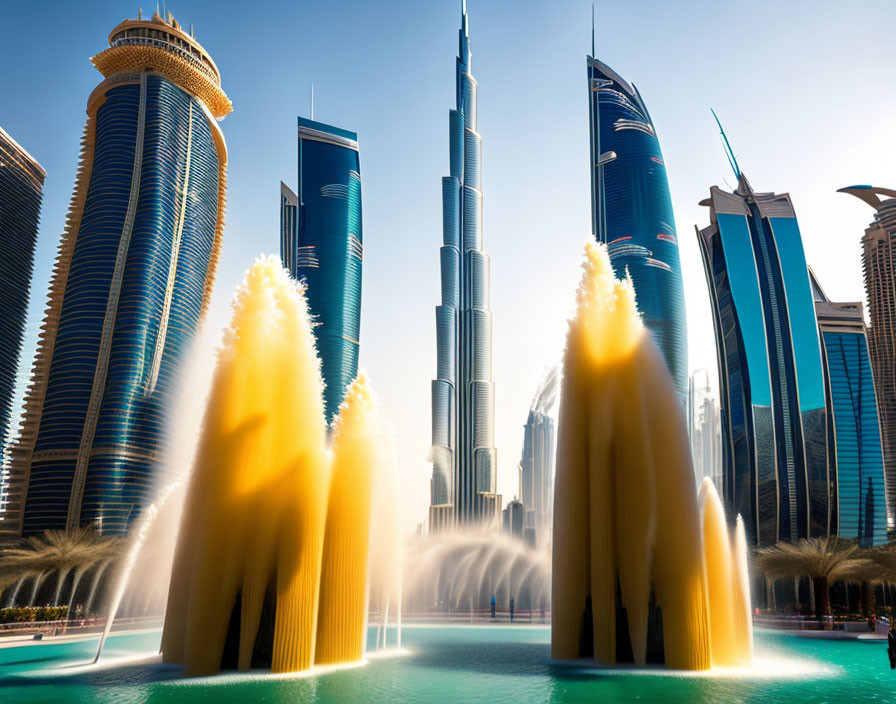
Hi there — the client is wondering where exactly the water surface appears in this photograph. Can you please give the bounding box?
[0,626,892,703]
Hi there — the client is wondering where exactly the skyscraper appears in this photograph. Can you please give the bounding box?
[0,127,45,519]
[587,54,688,405]
[689,369,722,489]
[697,173,829,546]
[430,1,496,525]
[811,276,888,546]
[502,498,524,539]
[2,12,230,537]
[839,185,896,533]
[280,118,362,424]
[519,365,558,548]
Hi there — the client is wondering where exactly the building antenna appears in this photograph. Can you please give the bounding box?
[711,108,741,180]
[591,4,595,56]
[310,84,314,121]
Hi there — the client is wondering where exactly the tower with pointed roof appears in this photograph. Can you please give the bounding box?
[587,47,689,408]
[430,1,497,526]
[697,172,829,546]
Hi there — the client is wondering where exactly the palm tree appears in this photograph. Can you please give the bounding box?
[838,555,882,619]
[856,544,896,618]
[0,527,121,609]
[866,544,896,580]
[754,537,864,627]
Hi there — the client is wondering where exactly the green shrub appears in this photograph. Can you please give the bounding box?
[0,605,68,624]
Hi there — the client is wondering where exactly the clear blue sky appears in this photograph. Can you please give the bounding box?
[2,0,894,528]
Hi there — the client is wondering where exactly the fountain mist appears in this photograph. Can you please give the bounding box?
[551,241,752,670]
[160,257,396,676]
[404,531,550,615]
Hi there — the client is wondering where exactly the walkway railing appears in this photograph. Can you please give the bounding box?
[398,608,550,624]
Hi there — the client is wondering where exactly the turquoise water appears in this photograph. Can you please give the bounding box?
[0,626,893,703]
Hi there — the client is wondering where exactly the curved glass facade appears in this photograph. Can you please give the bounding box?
[816,299,887,546]
[587,58,688,405]
[4,15,227,537]
[698,176,829,546]
[430,3,496,524]
[0,128,45,512]
[280,118,362,426]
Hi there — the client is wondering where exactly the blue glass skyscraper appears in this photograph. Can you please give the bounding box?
[839,185,896,533]
[698,174,829,546]
[812,279,887,547]
[0,127,45,519]
[430,1,497,525]
[280,117,362,425]
[587,55,688,405]
[2,12,230,537]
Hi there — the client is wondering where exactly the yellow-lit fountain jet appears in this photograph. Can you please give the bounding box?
[551,241,752,670]
[161,256,397,676]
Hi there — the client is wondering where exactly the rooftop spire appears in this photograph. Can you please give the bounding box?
[591,4,595,57]
[711,108,741,181]
[458,0,471,69]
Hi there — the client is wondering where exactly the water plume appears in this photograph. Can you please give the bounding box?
[731,516,753,663]
[552,241,751,671]
[160,256,394,676]
[699,478,751,666]
[315,374,380,665]
[85,559,112,613]
[367,421,402,648]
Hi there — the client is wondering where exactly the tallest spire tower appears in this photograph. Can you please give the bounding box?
[430,1,497,526]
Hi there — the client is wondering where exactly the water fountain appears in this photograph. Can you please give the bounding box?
[404,531,550,617]
[0,248,856,703]
[157,257,399,676]
[552,241,752,670]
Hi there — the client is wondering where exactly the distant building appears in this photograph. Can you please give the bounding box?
[838,185,896,532]
[428,504,454,535]
[3,12,230,537]
[587,56,688,406]
[689,370,722,489]
[430,1,497,525]
[280,117,362,425]
[475,492,502,529]
[0,127,45,520]
[519,365,559,548]
[502,498,524,538]
[698,174,829,546]
[812,274,888,546]
[279,181,298,271]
